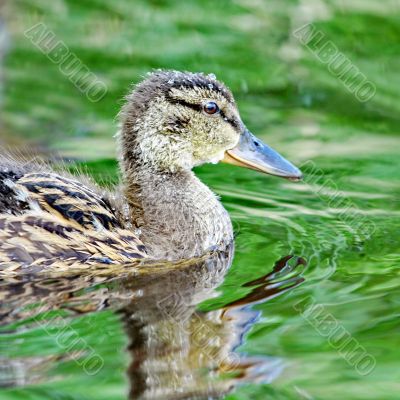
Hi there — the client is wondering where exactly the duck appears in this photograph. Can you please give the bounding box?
[0,70,301,273]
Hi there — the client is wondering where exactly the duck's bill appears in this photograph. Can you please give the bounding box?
[223,129,302,181]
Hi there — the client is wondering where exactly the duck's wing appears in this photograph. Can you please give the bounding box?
[0,164,147,273]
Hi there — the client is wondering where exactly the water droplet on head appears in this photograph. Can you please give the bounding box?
[208,83,214,90]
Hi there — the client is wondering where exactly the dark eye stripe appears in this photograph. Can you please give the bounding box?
[219,109,239,129]
[165,95,201,112]
[166,94,239,129]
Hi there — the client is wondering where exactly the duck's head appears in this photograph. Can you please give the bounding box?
[119,70,302,180]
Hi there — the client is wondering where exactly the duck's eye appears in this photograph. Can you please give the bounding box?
[203,101,220,115]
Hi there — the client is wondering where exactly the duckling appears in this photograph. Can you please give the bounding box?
[0,71,301,272]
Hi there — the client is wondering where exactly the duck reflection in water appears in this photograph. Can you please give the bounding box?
[122,249,306,400]
[0,248,306,399]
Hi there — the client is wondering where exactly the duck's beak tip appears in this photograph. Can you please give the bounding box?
[287,172,303,182]
[282,166,303,182]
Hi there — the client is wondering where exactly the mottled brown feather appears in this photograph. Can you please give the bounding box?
[0,158,147,274]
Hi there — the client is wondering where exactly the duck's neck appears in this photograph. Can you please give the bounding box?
[121,163,233,260]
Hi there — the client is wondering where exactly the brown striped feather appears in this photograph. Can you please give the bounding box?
[0,164,147,274]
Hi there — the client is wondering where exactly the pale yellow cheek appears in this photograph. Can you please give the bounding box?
[219,125,240,149]
[193,128,239,165]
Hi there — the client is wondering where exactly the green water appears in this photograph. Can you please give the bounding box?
[1,0,400,399]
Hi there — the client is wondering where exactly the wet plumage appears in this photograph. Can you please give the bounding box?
[0,70,301,274]
[0,160,146,273]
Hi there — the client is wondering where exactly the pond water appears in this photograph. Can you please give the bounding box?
[1,1,399,399]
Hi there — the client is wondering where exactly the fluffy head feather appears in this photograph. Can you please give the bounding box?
[118,70,244,174]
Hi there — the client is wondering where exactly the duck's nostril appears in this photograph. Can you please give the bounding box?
[254,141,260,147]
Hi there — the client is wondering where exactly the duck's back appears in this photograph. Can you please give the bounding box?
[0,157,147,274]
